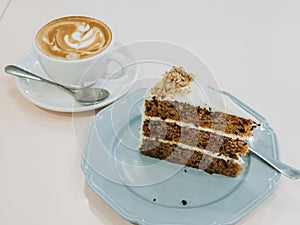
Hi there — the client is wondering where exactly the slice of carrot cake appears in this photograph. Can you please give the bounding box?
[139,66,258,177]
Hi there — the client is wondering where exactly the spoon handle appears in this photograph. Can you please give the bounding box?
[250,147,300,180]
[5,65,63,88]
[4,65,72,94]
[5,65,45,81]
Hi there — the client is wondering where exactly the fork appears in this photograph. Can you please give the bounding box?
[249,147,300,180]
[209,86,300,180]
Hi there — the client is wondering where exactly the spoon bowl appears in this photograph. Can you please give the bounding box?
[4,65,109,105]
[73,88,110,105]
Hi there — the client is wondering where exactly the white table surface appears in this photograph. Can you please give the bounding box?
[0,0,299,224]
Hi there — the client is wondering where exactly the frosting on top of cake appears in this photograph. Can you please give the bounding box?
[149,66,252,119]
[150,66,195,99]
[148,66,209,110]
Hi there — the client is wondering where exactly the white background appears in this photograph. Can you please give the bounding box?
[0,0,299,224]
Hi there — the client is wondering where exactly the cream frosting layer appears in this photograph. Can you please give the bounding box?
[144,116,247,140]
[141,116,246,165]
[142,136,243,165]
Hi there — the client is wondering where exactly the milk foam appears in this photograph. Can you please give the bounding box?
[35,16,112,60]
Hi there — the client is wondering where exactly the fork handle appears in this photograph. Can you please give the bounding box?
[250,148,300,180]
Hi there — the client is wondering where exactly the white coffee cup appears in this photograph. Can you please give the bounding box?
[34,15,116,89]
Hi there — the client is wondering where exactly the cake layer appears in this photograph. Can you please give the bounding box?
[144,98,257,137]
[139,139,243,177]
[142,119,248,160]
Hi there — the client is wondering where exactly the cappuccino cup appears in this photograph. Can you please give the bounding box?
[34,16,116,89]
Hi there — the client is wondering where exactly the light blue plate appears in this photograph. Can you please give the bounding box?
[81,88,280,225]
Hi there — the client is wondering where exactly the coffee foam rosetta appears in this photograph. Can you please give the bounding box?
[36,16,112,60]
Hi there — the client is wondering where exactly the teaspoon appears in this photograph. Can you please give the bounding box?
[4,65,109,105]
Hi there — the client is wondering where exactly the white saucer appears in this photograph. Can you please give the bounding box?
[15,48,139,112]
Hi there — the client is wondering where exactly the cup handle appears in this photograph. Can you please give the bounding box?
[104,57,126,79]
[101,41,137,80]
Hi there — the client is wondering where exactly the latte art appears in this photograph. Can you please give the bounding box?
[36,16,112,60]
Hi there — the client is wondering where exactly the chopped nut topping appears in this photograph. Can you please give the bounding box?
[150,66,194,98]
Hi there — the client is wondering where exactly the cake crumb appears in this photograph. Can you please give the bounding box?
[181,200,188,205]
[150,66,194,98]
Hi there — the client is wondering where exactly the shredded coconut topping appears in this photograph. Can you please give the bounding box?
[150,66,194,98]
